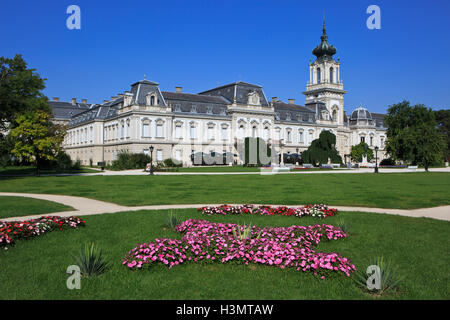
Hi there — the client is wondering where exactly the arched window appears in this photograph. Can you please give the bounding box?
[330,67,334,83]
[317,68,321,83]
[332,109,338,122]
[238,125,245,139]
[252,125,257,138]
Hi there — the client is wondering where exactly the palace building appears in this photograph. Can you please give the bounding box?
[50,22,387,166]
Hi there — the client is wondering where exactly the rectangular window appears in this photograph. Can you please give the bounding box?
[142,123,149,137]
[286,130,291,142]
[308,132,313,144]
[175,126,182,139]
[208,127,214,140]
[156,149,163,161]
[298,131,304,143]
[156,124,163,138]
[190,126,195,139]
[221,127,227,140]
[361,136,365,144]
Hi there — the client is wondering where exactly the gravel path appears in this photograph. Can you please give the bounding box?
[0,192,449,222]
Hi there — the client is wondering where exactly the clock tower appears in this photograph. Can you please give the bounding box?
[303,20,346,125]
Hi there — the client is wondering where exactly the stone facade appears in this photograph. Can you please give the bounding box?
[50,24,387,166]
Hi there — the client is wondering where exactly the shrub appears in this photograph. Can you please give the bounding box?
[380,158,395,166]
[244,137,271,166]
[110,151,151,170]
[301,131,342,166]
[74,243,110,277]
[40,151,80,171]
[162,158,182,167]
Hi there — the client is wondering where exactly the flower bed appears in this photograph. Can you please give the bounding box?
[123,219,355,278]
[199,204,338,219]
[0,216,86,250]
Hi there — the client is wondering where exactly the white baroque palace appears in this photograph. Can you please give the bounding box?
[50,22,387,166]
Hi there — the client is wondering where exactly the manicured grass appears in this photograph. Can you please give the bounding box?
[0,196,74,219]
[178,165,260,172]
[1,209,448,299]
[1,173,449,209]
[0,166,100,176]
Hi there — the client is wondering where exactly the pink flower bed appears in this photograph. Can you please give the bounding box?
[123,219,356,278]
[0,216,86,250]
[199,204,338,218]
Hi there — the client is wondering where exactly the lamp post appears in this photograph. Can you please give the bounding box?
[374,146,379,173]
[149,145,154,175]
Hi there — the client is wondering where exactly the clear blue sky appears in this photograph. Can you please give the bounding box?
[1,0,449,114]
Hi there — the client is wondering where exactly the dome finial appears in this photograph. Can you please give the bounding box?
[312,16,337,60]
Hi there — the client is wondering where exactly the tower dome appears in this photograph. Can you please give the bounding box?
[312,19,337,61]
[350,106,372,121]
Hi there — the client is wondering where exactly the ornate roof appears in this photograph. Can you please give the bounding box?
[350,106,372,120]
[312,20,337,61]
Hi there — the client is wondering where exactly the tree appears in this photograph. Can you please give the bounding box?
[301,130,342,166]
[385,101,445,171]
[350,142,374,163]
[434,109,450,162]
[244,137,271,166]
[10,109,65,176]
[0,54,49,131]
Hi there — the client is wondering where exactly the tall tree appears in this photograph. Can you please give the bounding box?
[10,109,65,176]
[434,109,450,162]
[0,54,49,131]
[385,101,444,171]
[301,130,342,166]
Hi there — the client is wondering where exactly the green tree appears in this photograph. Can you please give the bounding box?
[301,130,342,166]
[10,110,65,176]
[434,109,450,162]
[350,142,374,163]
[0,54,49,131]
[385,101,445,171]
[244,137,271,166]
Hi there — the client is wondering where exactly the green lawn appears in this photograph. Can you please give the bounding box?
[0,196,74,219]
[0,172,449,209]
[0,166,100,176]
[1,208,448,299]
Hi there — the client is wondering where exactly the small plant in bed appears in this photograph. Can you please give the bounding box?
[74,243,110,277]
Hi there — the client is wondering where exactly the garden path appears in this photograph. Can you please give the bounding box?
[0,192,449,222]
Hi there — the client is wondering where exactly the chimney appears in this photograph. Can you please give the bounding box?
[111,96,117,100]
[81,99,87,104]
[103,100,109,104]
[175,86,182,93]
[271,97,278,103]
[52,97,60,102]
[288,98,295,104]
[71,98,77,105]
